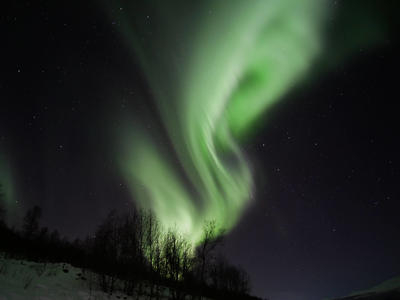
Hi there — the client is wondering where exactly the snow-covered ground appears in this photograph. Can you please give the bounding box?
[331,276,400,300]
[0,254,216,300]
[349,276,400,296]
[0,254,179,300]
[0,255,131,300]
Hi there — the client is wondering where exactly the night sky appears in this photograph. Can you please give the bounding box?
[1,1,399,300]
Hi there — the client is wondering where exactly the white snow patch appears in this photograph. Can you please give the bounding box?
[0,255,135,300]
[0,254,210,300]
[348,276,400,296]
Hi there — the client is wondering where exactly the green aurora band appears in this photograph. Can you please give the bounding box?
[117,0,327,244]
[0,151,14,223]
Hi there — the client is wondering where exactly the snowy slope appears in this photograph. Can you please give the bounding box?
[332,276,400,300]
[0,255,152,300]
[0,255,215,300]
[0,255,214,300]
[0,256,128,299]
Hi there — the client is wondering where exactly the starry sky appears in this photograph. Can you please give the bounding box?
[1,1,399,300]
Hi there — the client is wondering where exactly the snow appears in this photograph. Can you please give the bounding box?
[325,276,400,300]
[4,252,397,300]
[0,254,211,300]
[0,255,136,300]
[348,276,400,296]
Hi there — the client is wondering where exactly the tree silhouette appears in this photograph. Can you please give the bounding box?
[196,220,225,291]
[0,183,6,222]
[0,184,5,228]
[0,182,6,225]
[0,205,261,300]
[22,205,42,239]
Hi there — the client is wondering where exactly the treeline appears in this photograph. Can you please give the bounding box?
[0,200,261,299]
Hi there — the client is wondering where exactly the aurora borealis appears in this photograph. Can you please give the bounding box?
[117,0,327,244]
[0,152,14,222]
[1,0,399,299]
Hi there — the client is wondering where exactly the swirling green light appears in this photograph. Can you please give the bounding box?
[117,0,327,244]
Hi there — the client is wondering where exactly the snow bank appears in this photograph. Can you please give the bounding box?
[0,255,135,300]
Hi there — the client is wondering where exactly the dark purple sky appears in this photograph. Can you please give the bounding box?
[1,1,399,300]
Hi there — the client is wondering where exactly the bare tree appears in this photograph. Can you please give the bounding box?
[0,183,5,222]
[210,255,251,296]
[161,228,193,300]
[119,209,145,296]
[22,205,42,239]
[143,210,161,298]
[92,210,120,294]
[196,220,225,291]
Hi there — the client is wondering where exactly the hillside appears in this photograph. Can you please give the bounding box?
[0,255,170,300]
[332,277,400,300]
